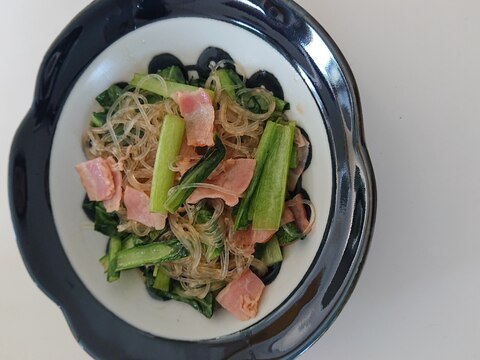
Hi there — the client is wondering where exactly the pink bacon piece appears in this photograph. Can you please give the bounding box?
[216,269,265,321]
[187,159,256,207]
[123,186,166,230]
[103,157,123,213]
[175,89,215,147]
[75,157,115,202]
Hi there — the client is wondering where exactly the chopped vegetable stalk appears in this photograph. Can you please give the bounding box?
[150,115,186,214]
[107,236,122,282]
[276,222,305,246]
[164,135,225,213]
[256,236,283,267]
[114,240,187,271]
[152,266,171,292]
[234,121,278,230]
[251,122,296,230]
[274,97,290,112]
[289,144,298,169]
[130,74,215,101]
[216,68,244,99]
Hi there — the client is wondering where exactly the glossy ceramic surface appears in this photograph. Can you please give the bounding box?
[8,0,376,359]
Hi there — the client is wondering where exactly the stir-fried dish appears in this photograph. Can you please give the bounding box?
[76,58,315,320]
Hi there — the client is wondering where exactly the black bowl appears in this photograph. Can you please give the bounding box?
[9,0,376,358]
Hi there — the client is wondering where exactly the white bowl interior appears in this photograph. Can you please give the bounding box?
[50,17,332,341]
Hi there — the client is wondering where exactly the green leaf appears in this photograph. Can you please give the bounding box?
[145,271,214,318]
[91,111,108,127]
[94,202,120,237]
[276,222,305,246]
[158,65,186,84]
[164,136,225,213]
[96,84,125,109]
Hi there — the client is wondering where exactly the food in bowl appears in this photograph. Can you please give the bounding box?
[75,50,315,320]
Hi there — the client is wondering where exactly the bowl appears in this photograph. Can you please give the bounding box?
[8,0,376,358]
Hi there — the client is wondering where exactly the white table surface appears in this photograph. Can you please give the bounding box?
[1,0,479,359]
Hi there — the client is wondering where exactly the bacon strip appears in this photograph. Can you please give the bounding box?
[216,269,265,321]
[103,157,123,213]
[187,159,256,207]
[123,186,166,230]
[175,89,215,147]
[75,157,114,201]
[175,137,201,176]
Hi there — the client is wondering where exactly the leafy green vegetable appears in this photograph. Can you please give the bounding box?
[91,82,162,127]
[81,200,121,237]
[145,271,214,318]
[147,229,165,242]
[93,202,120,237]
[114,240,188,271]
[158,65,186,84]
[95,84,125,109]
[164,135,226,213]
[216,68,289,113]
[144,93,163,104]
[82,197,96,222]
[91,111,108,127]
[195,209,223,262]
[189,78,206,88]
[276,222,305,246]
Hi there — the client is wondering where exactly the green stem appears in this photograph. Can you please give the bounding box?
[251,121,296,230]
[234,121,278,230]
[114,240,187,271]
[130,74,215,100]
[150,114,185,214]
[164,135,225,214]
[107,236,122,282]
